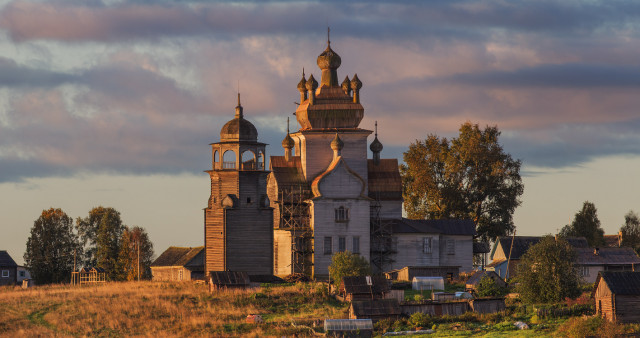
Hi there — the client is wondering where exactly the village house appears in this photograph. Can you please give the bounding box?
[0,251,18,286]
[593,271,640,323]
[151,246,205,281]
[340,275,390,301]
[487,236,588,279]
[575,247,640,283]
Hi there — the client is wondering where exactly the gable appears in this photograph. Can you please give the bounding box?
[312,157,365,199]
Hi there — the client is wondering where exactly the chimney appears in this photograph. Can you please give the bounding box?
[594,247,600,256]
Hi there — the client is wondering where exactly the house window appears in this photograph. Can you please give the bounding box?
[579,266,590,277]
[19,271,25,278]
[338,237,346,252]
[335,206,349,222]
[1,270,8,278]
[324,237,332,255]
[353,237,360,254]
[446,239,455,255]
[422,237,432,254]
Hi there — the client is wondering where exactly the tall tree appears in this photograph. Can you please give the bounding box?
[559,201,604,247]
[76,207,125,280]
[620,210,640,254]
[117,226,155,281]
[515,236,581,303]
[24,208,81,284]
[400,122,524,241]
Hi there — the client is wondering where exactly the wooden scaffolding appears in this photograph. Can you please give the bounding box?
[277,185,313,275]
[370,191,394,274]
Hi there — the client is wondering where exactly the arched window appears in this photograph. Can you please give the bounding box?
[335,206,349,222]
[241,150,256,170]
[213,150,219,169]
[223,150,236,169]
[257,151,264,170]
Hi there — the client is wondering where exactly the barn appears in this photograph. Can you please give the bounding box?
[593,271,640,323]
[151,246,205,281]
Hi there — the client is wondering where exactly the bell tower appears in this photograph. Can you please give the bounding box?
[204,94,273,275]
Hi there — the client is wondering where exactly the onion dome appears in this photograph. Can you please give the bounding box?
[350,73,362,91]
[341,75,351,95]
[330,133,344,152]
[317,44,342,70]
[219,94,258,142]
[282,117,295,149]
[297,70,307,93]
[305,74,318,91]
[370,136,383,153]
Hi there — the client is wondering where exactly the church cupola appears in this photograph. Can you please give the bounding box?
[220,93,258,142]
[297,69,307,103]
[306,74,318,105]
[331,132,344,160]
[317,28,342,88]
[341,75,351,96]
[282,117,295,161]
[350,74,362,104]
[370,121,383,165]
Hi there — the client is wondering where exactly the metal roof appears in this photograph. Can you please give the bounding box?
[575,247,640,265]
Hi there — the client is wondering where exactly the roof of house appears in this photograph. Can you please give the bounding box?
[575,247,640,265]
[391,218,476,236]
[209,271,250,286]
[269,156,308,187]
[367,159,402,201]
[603,234,621,248]
[0,251,17,267]
[466,271,505,287]
[594,271,640,296]
[350,299,401,317]
[341,276,389,294]
[473,242,491,254]
[492,236,589,260]
[151,246,204,267]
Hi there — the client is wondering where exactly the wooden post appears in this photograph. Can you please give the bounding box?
[505,230,516,280]
[137,240,140,282]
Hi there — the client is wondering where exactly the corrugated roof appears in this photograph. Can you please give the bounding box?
[341,276,389,294]
[0,251,17,267]
[350,299,401,317]
[596,271,640,296]
[151,246,204,267]
[391,218,476,236]
[575,247,640,265]
[367,159,402,200]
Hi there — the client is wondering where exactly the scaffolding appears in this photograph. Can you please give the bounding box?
[277,184,313,275]
[370,191,394,274]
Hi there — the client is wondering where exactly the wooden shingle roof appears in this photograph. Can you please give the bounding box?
[269,156,307,186]
[367,159,402,200]
[151,246,204,267]
[595,271,640,296]
[210,271,250,286]
[0,251,17,267]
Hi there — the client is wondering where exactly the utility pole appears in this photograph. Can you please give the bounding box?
[137,240,140,282]
[73,249,77,285]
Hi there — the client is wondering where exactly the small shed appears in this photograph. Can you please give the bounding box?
[593,271,640,323]
[465,271,507,291]
[209,271,250,291]
[340,276,390,301]
[324,319,373,338]
[349,299,401,322]
[392,266,460,282]
[151,246,204,281]
[412,276,444,291]
[469,298,506,314]
[72,267,106,285]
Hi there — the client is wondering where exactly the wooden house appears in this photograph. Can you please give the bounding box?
[0,251,18,286]
[151,246,205,281]
[209,271,250,291]
[593,271,640,323]
[465,270,506,292]
[340,275,389,301]
[487,236,589,279]
[574,247,640,283]
[387,265,461,282]
[349,299,401,322]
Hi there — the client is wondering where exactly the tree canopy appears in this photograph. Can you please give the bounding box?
[117,226,155,281]
[77,207,125,280]
[515,236,581,303]
[620,210,640,254]
[400,122,524,241]
[328,251,371,284]
[559,201,604,247]
[24,208,82,284]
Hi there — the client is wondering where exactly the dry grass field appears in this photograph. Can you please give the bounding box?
[0,281,346,337]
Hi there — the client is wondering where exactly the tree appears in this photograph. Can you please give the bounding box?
[24,208,81,284]
[76,207,125,280]
[620,210,640,254]
[117,226,155,281]
[515,236,581,303]
[400,122,524,241]
[559,201,604,247]
[328,251,372,284]
[475,275,507,297]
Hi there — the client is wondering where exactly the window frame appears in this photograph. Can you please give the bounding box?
[335,206,350,223]
[324,237,332,255]
[353,237,360,254]
[422,237,432,254]
[338,236,346,252]
[1,270,9,278]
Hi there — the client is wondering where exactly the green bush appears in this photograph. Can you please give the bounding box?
[476,275,508,297]
[328,251,372,284]
[408,312,431,328]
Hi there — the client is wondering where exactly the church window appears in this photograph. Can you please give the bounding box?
[353,237,360,254]
[446,239,455,255]
[338,237,346,252]
[422,237,432,254]
[335,206,349,222]
[324,237,332,255]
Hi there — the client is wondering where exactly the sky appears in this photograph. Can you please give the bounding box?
[2,0,640,265]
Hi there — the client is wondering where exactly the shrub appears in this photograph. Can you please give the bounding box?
[408,312,431,328]
[476,275,507,297]
[327,251,372,284]
[283,273,310,283]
